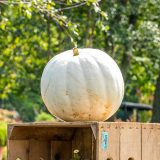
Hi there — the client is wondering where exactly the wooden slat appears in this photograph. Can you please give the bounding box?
[120,123,141,160]
[97,122,119,160]
[51,141,72,160]
[8,140,29,160]
[92,133,96,160]
[142,123,160,160]
[8,121,96,128]
[29,139,50,160]
[72,128,94,159]
[9,126,75,140]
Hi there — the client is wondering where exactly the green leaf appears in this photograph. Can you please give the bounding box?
[25,10,32,19]
[100,11,108,20]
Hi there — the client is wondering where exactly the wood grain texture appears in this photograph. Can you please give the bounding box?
[8,121,97,128]
[9,126,75,140]
[142,123,160,160]
[29,139,50,160]
[97,122,119,160]
[72,128,94,160]
[120,123,141,160]
[51,141,72,160]
[7,122,160,160]
[8,140,29,160]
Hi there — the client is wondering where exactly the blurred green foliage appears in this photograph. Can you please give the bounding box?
[35,112,54,122]
[2,146,7,160]
[0,122,7,146]
[139,111,152,122]
[0,0,159,122]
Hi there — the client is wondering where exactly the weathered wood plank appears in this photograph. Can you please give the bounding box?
[142,123,160,160]
[8,121,97,128]
[97,122,119,160]
[51,141,72,160]
[8,140,29,160]
[29,139,50,160]
[120,123,141,160]
[9,126,75,140]
[72,128,94,159]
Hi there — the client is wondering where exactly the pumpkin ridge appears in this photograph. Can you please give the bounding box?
[89,55,113,120]
[65,57,90,120]
[78,56,92,119]
[41,59,59,97]
[65,60,76,120]
[79,54,106,120]
[47,60,69,120]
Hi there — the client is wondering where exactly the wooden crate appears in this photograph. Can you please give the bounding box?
[7,122,160,160]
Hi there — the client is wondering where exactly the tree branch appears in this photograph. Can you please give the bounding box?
[57,2,86,11]
[0,1,30,4]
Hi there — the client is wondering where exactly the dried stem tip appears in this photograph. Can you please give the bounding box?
[73,48,79,56]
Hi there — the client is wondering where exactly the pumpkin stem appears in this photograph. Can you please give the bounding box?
[73,48,79,56]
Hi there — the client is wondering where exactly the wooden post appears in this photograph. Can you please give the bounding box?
[142,123,160,160]
[97,122,119,160]
[120,123,141,160]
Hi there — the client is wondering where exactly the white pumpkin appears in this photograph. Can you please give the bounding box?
[41,48,124,121]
